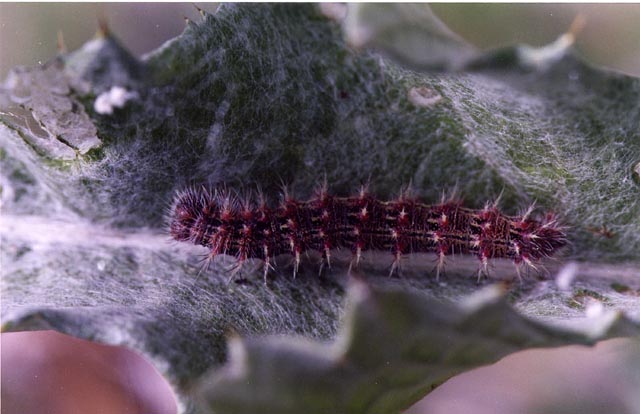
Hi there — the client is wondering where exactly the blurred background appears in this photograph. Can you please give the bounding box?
[1,3,640,79]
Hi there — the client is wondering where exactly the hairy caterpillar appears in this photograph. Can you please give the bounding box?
[169,185,567,282]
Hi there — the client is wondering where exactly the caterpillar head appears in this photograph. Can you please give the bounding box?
[169,187,220,242]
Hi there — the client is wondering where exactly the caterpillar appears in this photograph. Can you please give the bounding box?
[169,185,567,282]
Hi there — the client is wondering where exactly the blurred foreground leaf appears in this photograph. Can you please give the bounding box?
[199,282,640,414]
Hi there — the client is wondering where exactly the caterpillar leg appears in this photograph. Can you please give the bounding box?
[476,255,490,283]
[514,263,524,284]
[292,250,301,279]
[262,257,275,284]
[348,245,364,275]
[389,251,403,278]
[520,257,550,280]
[195,251,218,281]
[318,248,332,277]
[434,251,446,281]
[226,259,245,283]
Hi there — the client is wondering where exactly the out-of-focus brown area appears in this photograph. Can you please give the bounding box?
[1,331,177,414]
[407,338,640,414]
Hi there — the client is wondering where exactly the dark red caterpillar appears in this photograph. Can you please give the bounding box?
[169,185,567,282]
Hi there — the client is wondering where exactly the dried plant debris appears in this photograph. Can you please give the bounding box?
[0,60,100,160]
